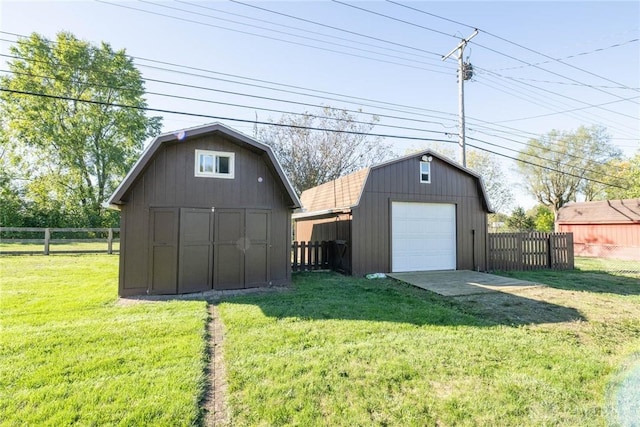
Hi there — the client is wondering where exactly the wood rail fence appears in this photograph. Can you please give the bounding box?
[0,227,120,255]
[488,232,574,271]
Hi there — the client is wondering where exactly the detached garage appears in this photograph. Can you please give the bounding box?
[294,151,493,276]
[109,123,301,297]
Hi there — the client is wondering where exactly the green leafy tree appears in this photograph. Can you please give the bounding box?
[516,126,621,219]
[0,32,161,227]
[506,207,535,232]
[604,153,640,199]
[528,205,554,232]
[258,107,390,194]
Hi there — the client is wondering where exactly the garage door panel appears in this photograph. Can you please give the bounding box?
[392,202,456,272]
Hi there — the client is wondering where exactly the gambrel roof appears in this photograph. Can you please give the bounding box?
[108,122,301,209]
[295,149,493,219]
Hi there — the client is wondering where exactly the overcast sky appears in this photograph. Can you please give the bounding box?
[1,1,638,210]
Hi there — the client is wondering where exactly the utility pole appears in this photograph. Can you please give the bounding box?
[442,29,478,167]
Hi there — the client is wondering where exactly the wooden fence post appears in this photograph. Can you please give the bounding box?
[107,228,114,255]
[44,228,50,255]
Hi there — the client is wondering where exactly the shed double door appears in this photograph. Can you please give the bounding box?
[214,209,271,290]
[149,207,270,294]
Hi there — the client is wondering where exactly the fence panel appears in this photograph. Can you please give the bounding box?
[291,241,334,272]
[489,232,574,271]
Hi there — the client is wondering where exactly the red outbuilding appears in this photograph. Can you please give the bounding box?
[556,199,640,261]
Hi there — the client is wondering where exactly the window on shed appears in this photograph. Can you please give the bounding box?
[195,150,235,179]
[420,161,431,183]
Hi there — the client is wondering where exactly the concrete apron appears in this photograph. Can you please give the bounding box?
[387,270,543,296]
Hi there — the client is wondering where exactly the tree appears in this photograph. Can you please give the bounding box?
[466,150,514,213]
[604,153,640,199]
[406,143,514,213]
[516,126,621,219]
[258,107,390,194]
[528,205,554,232]
[506,207,535,232]
[0,32,162,226]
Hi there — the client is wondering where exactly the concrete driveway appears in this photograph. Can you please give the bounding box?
[387,270,543,296]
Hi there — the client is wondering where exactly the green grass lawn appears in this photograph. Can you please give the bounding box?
[218,270,640,426]
[0,255,208,426]
[2,255,639,426]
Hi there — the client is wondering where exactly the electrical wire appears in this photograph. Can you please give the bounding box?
[474,76,639,136]
[136,0,453,70]
[476,65,639,121]
[95,0,449,74]
[331,0,459,40]
[229,0,443,57]
[0,87,627,189]
[0,68,455,136]
[0,31,635,159]
[173,0,453,67]
[488,38,640,73]
[386,0,640,92]
[4,32,634,148]
[0,87,456,144]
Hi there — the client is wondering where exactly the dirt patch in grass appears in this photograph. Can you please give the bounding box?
[203,304,230,427]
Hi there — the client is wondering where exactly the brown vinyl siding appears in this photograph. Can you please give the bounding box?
[114,127,298,296]
[294,151,491,277]
[350,157,488,275]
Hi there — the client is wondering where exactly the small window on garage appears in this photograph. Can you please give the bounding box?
[420,161,431,183]
[195,150,235,179]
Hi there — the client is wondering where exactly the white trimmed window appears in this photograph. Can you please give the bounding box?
[195,150,235,179]
[420,161,431,183]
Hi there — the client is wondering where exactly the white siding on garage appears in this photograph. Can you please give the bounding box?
[391,202,456,272]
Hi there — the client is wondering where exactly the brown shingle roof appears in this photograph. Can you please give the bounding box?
[299,168,369,213]
[556,199,640,224]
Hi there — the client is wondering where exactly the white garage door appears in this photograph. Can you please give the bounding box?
[391,202,456,272]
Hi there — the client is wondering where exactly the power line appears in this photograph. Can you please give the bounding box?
[466,135,623,182]
[476,65,639,121]
[173,0,450,65]
[0,87,627,189]
[488,38,640,73]
[3,33,635,157]
[466,139,625,189]
[0,68,454,137]
[331,0,459,40]
[0,55,455,129]
[0,87,456,144]
[0,34,455,120]
[136,0,453,70]
[10,64,622,177]
[95,0,449,74]
[486,75,640,91]
[474,76,639,136]
[386,0,640,92]
[229,0,443,57]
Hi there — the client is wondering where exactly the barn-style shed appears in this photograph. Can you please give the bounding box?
[109,123,301,297]
[294,150,493,276]
[556,198,640,260]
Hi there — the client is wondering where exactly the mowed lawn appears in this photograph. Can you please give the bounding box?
[0,255,208,426]
[219,262,640,426]
[2,255,639,426]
